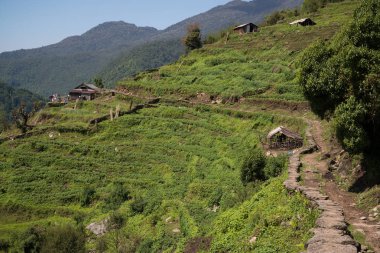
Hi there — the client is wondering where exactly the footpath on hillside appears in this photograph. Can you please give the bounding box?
[300,120,380,252]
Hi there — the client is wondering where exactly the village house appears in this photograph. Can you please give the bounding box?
[289,18,316,26]
[69,83,101,101]
[233,23,259,34]
[267,126,303,149]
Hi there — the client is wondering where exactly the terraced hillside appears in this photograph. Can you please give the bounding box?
[1,1,373,252]
[118,1,359,102]
[0,97,319,252]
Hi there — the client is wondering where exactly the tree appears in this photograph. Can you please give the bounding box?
[12,101,42,133]
[94,77,104,88]
[298,0,380,152]
[240,149,266,185]
[182,23,202,52]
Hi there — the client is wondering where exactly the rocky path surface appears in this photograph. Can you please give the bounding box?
[284,127,359,253]
[301,120,380,253]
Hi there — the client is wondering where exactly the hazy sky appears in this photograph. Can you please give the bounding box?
[0,0,232,53]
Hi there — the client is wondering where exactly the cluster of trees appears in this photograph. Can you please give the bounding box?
[298,0,380,153]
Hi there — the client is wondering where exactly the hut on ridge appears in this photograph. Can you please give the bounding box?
[289,18,316,26]
[267,126,303,149]
[233,23,259,34]
[69,83,101,101]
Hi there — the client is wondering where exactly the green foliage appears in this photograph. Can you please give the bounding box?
[333,97,368,153]
[0,82,44,131]
[93,77,104,89]
[108,211,125,230]
[40,225,85,253]
[183,24,203,52]
[264,155,288,179]
[80,187,95,207]
[240,149,266,185]
[302,0,344,13]
[130,197,147,215]
[298,0,380,153]
[104,182,130,210]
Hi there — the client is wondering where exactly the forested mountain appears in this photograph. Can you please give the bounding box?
[0,0,303,97]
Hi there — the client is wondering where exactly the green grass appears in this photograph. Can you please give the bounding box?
[0,102,315,252]
[118,1,359,102]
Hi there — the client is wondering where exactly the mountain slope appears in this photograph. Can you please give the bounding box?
[0,0,304,97]
[0,22,158,96]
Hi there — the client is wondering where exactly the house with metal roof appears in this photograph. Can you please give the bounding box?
[289,18,316,26]
[233,23,258,34]
[69,83,101,101]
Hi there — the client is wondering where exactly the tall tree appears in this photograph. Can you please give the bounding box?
[182,23,202,52]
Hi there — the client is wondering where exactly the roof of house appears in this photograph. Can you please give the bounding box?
[234,23,258,29]
[73,83,101,92]
[69,89,97,94]
[289,18,315,25]
[267,126,303,140]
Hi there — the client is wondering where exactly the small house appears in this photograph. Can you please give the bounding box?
[233,23,258,34]
[267,126,303,149]
[289,18,316,26]
[69,83,101,101]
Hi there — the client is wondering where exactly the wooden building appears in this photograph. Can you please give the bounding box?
[233,23,258,34]
[69,83,101,101]
[289,18,316,26]
[267,126,303,149]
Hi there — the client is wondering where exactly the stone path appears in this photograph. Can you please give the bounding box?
[284,126,359,253]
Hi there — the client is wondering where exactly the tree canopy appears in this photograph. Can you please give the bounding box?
[298,0,380,153]
[182,23,202,52]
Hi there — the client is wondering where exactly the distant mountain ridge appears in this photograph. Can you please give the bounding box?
[0,0,303,97]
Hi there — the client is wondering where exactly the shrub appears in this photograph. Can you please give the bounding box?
[264,155,287,179]
[108,211,125,230]
[240,149,266,185]
[105,182,130,210]
[80,186,95,207]
[130,197,146,214]
[333,97,369,153]
[41,225,85,253]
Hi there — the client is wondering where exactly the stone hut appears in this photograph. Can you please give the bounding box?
[267,126,303,149]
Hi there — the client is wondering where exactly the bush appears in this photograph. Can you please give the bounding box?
[264,155,287,179]
[41,225,85,253]
[80,186,95,207]
[108,211,125,230]
[333,97,369,153]
[240,149,266,185]
[130,197,146,214]
[104,182,130,210]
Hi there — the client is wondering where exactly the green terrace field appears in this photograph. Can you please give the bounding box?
[118,1,359,102]
[0,100,318,252]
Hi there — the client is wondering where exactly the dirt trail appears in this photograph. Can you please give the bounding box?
[301,120,380,252]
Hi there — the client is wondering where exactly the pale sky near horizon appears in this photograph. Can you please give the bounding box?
[0,0,233,53]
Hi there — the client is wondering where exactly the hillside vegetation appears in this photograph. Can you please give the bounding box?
[118,1,359,102]
[0,96,318,252]
[0,0,303,97]
[1,0,374,252]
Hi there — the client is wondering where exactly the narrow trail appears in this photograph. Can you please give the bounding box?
[301,120,380,252]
